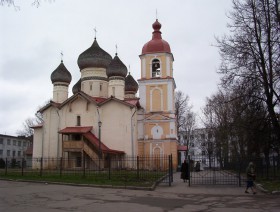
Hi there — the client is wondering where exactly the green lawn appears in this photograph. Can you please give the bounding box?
[0,169,167,188]
[257,179,280,193]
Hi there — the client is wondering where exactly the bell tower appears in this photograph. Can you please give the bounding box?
[138,19,178,166]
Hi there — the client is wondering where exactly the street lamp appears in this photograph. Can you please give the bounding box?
[98,120,102,159]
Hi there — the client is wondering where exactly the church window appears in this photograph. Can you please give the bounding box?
[77,116,81,126]
[112,87,115,97]
[90,84,93,90]
[152,59,161,77]
[100,83,102,91]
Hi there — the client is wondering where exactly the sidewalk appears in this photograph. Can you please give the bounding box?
[156,172,261,196]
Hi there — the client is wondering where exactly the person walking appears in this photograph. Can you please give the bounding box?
[245,162,257,194]
[180,160,189,183]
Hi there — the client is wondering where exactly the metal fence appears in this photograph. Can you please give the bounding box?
[188,155,280,186]
[0,155,173,187]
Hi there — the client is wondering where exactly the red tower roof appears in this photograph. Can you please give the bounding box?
[142,19,171,54]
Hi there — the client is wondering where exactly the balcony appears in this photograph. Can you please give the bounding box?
[63,141,83,150]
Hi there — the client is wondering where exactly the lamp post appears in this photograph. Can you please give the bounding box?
[98,120,102,171]
[98,120,102,158]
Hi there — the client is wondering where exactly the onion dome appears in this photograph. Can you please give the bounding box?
[50,60,72,83]
[125,72,138,93]
[77,38,112,70]
[72,79,81,94]
[106,53,128,78]
[142,19,171,54]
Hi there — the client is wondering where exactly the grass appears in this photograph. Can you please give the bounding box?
[0,169,167,188]
[257,179,280,193]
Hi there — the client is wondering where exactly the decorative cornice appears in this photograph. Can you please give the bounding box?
[109,76,125,81]
[81,76,109,82]
[53,83,69,87]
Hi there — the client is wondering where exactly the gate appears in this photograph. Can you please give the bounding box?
[188,156,245,186]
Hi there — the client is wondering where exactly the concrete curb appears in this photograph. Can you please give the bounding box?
[0,178,155,191]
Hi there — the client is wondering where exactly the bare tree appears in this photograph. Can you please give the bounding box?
[175,90,196,154]
[216,0,280,145]
[0,0,53,8]
[17,112,43,137]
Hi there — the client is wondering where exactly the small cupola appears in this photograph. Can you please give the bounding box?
[72,79,81,95]
[50,60,72,103]
[50,60,72,84]
[106,53,128,78]
[125,72,138,96]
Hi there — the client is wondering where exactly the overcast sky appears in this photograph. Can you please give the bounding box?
[0,0,233,136]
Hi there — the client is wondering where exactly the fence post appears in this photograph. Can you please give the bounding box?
[168,155,171,186]
[21,158,24,176]
[273,155,276,179]
[83,154,86,178]
[171,154,173,183]
[40,157,43,177]
[238,157,241,187]
[5,158,7,175]
[137,156,139,180]
[188,155,191,187]
[108,155,111,180]
[60,157,63,178]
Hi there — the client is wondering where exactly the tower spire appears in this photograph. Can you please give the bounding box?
[60,51,63,62]
[156,9,158,20]
[115,44,118,55]
[94,27,97,39]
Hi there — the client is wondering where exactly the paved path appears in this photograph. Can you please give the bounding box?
[1,172,280,212]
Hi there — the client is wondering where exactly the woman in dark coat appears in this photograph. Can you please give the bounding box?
[180,160,189,182]
[245,162,257,194]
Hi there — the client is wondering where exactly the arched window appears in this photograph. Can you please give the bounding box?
[77,116,81,126]
[152,59,161,77]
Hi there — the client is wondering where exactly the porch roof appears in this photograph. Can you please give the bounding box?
[59,126,92,134]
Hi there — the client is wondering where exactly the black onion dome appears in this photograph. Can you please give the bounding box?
[77,38,112,70]
[106,54,128,78]
[125,72,138,93]
[51,60,72,83]
[72,79,81,94]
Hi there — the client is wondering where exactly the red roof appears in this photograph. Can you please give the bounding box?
[178,145,188,151]
[31,124,43,129]
[84,132,125,154]
[142,19,171,54]
[59,126,93,134]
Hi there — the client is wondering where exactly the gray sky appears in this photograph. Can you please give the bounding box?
[0,0,232,136]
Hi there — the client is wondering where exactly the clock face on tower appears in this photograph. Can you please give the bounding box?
[152,125,163,139]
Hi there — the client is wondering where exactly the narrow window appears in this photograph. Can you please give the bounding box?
[77,116,81,126]
[152,59,161,77]
[112,87,115,97]
[100,83,102,91]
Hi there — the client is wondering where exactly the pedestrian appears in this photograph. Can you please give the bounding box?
[245,162,257,194]
[180,160,189,182]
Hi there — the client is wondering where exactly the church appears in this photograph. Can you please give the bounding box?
[32,19,179,169]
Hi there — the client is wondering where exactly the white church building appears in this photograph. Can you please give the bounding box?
[32,19,179,169]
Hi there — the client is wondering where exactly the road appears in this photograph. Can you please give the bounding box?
[1,173,280,212]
